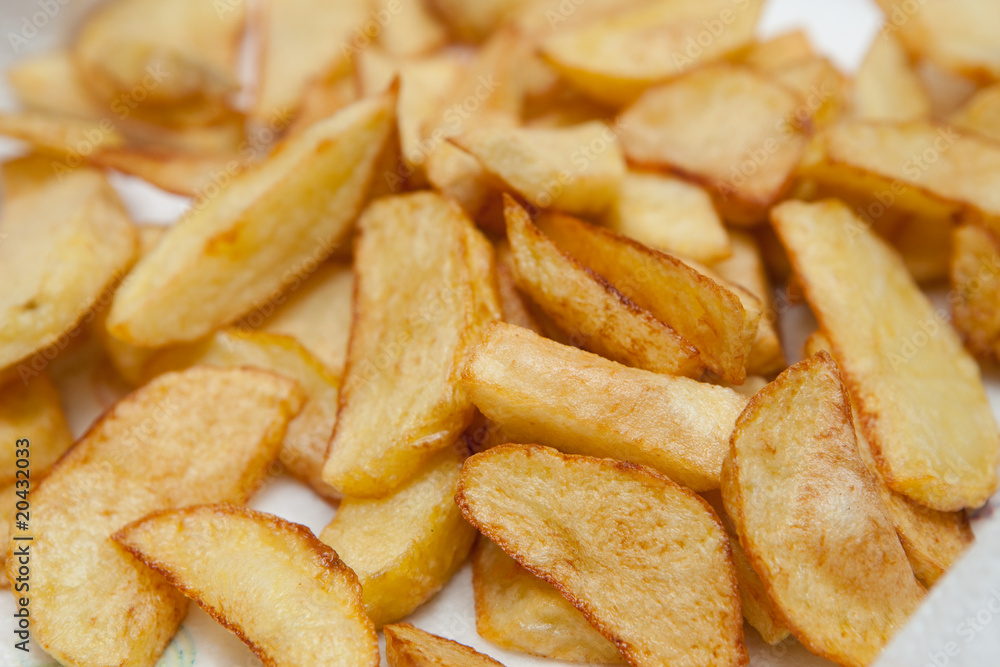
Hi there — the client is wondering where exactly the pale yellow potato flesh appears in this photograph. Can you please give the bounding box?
[385,623,504,667]
[472,539,624,663]
[950,83,1000,143]
[0,111,125,156]
[0,157,137,375]
[107,95,394,347]
[426,0,527,42]
[739,30,814,72]
[320,450,474,627]
[323,192,500,497]
[722,353,925,667]
[916,59,980,117]
[7,367,303,667]
[375,0,448,57]
[90,149,248,198]
[852,32,931,121]
[6,50,104,117]
[952,224,1000,359]
[772,199,1000,511]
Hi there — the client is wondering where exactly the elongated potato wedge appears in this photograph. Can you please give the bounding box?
[464,322,745,491]
[0,111,125,158]
[950,83,1000,143]
[852,32,930,121]
[472,539,624,663]
[619,64,812,224]
[320,450,474,627]
[722,353,925,667]
[107,95,394,347]
[804,332,974,587]
[323,192,500,497]
[7,367,303,667]
[951,224,1000,359]
[0,157,137,375]
[537,212,760,383]
[91,148,247,198]
[115,504,378,667]
[504,197,703,377]
[772,199,1000,511]
[457,444,747,667]
[385,623,504,667]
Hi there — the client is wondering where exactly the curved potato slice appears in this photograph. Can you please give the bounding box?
[504,197,703,377]
[385,623,504,667]
[457,444,748,667]
[722,353,925,667]
[772,199,999,511]
[114,505,378,667]
[7,367,303,667]
[0,157,137,374]
[319,450,476,627]
[107,95,394,347]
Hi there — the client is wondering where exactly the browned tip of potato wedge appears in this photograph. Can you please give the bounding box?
[385,623,505,667]
[457,444,748,667]
[722,352,925,667]
[114,504,379,667]
[771,199,1000,511]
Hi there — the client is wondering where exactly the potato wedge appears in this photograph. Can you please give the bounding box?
[721,353,925,667]
[91,148,247,198]
[504,197,703,377]
[0,157,137,375]
[950,83,1000,143]
[852,32,931,121]
[494,245,546,334]
[107,94,394,347]
[8,367,303,667]
[0,111,125,159]
[425,142,502,228]
[739,31,814,72]
[457,444,747,667]
[770,56,846,128]
[537,212,760,383]
[0,373,72,488]
[772,199,1000,511]
[323,192,500,497]
[426,0,527,42]
[385,623,504,667]
[952,223,1000,359]
[6,50,104,118]
[320,449,474,627]
[375,0,448,57]
[472,539,624,663]
[114,504,378,667]
[619,64,812,224]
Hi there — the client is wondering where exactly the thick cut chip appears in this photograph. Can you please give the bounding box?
[772,199,1000,510]
[722,353,925,667]
[323,192,500,497]
[0,373,72,488]
[605,170,731,264]
[457,444,747,667]
[107,95,394,347]
[952,224,1000,359]
[472,539,624,663]
[504,197,703,377]
[852,32,930,121]
[385,623,504,667]
[0,157,137,374]
[453,121,625,218]
[115,505,378,667]
[950,83,1000,143]
[320,450,474,627]
[7,367,303,667]
[619,64,812,224]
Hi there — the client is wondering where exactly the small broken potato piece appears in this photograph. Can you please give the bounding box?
[852,32,931,121]
[10,367,303,667]
[323,192,500,497]
[0,157,137,374]
[505,197,703,377]
[722,353,925,667]
[773,200,1000,511]
[114,505,379,667]
[472,539,624,663]
[952,224,1000,359]
[619,64,813,224]
[385,623,504,667]
[319,450,475,627]
[107,95,394,347]
[950,83,1000,143]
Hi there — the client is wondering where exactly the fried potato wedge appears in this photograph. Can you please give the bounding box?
[950,83,1000,143]
[91,148,247,198]
[385,623,504,667]
[952,224,1000,359]
[426,0,527,42]
[0,157,137,375]
[537,212,761,383]
[0,111,125,158]
[320,450,474,627]
[6,50,104,117]
[0,372,72,488]
[464,323,745,490]
[540,0,763,106]
[804,332,974,587]
[504,197,703,377]
[457,444,747,667]
[852,32,931,121]
[619,64,812,224]
[114,504,378,667]
[375,0,448,56]
[605,170,731,264]
[425,142,501,226]
[8,367,303,667]
[494,245,546,335]
[739,31,814,72]
[770,56,846,128]
[107,94,394,347]
[323,192,500,497]
[453,121,625,218]
[472,539,624,663]
[722,353,925,666]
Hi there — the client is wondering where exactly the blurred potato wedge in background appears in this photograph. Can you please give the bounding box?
[738,30,814,72]
[114,505,379,667]
[12,367,303,667]
[851,32,931,122]
[384,623,504,667]
[949,83,1000,143]
[0,111,125,157]
[374,0,448,57]
[6,50,104,118]
[952,224,1000,360]
[722,353,925,667]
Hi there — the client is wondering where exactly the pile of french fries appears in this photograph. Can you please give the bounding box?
[1,0,1000,665]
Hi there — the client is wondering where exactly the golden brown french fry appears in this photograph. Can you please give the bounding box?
[950,83,1000,143]
[952,224,1000,359]
[385,623,504,667]
[852,32,931,121]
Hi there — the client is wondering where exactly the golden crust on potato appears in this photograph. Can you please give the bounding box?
[852,32,931,122]
[952,224,1000,359]
[385,623,504,667]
